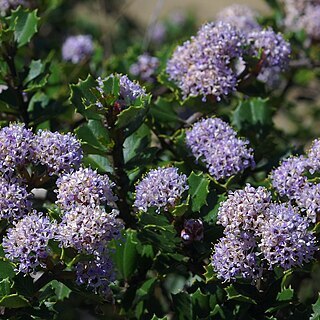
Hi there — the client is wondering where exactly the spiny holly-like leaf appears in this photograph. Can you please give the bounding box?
[0,294,30,308]
[49,280,71,301]
[225,285,257,304]
[276,286,294,302]
[9,8,40,47]
[171,195,190,217]
[0,279,11,297]
[188,172,210,212]
[232,97,272,132]
[172,292,193,320]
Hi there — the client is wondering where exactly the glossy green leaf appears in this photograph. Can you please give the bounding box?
[50,280,71,301]
[82,154,113,173]
[113,230,138,280]
[9,8,40,47]
[188,172,210,212]
[232,97,272,132]
[172,292,192,320]
[276,286,294,302]
[0,294,30,308]
[0,278,11,297]
[225,285,257,304]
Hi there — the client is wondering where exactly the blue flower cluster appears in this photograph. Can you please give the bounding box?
[212,184,317,282]
[271,138,320,223]
[62,35,94,64]
[186,117,255,180]
[134,167,188,213]
[167,12,290,100]
[129,53,159,83]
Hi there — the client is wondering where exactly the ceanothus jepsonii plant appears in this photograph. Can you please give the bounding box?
[0,1,320,319]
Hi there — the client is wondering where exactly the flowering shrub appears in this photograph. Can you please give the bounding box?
[0,1,320,319]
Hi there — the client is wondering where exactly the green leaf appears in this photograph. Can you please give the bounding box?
[151,97,181,126]
[0,294,30,308]
[69,75,102,120]
[204,264,217,283]
[232,97,272,132]
[192,288,210,318]
[115,105,149,137]
[49,280,71,301]
[82,154,113,173]
[112,229,138,280]
[204,194,226,224]
[0,260,15,280]
[225,285,257,304]
[136,278,157,299]
[311,294,320,320]
[9,8,40,47]
[171,195,190,217]
[276,286,294,302]
[0,279,11,297]
[188,172,210,212]
[75,119,112,154]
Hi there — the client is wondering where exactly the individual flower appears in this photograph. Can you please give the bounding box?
[248,28,291,71]
[57,206,122,254]
[217,184,271,234]
[216,4,261,32]
[259,203,317,270]
[96,74,146,109]
[2,211,56,273]
[75,248,115,298]
[55,167,117,210]
[62,35,94,64]
[212,233,262,282]
[270,155,310,198]
[186,118,255,180]
[180,219,204,244]
[129,53,159,82]
[33,130,83,176]
[0,123,34,173]
[166,21,245,101]
[134,167,188,212]
[0,177,32,220]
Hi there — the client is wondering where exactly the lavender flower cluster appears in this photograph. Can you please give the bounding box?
[96,73,146,109]
[2,211,56,273]
[55,166,122,297]
[271,138,320,223]
[212,184,317,282]
[186,117,255,180]
[129,53,159,83]
[167,6,290,100]
[134,167,188,213]
[62,35,94,64]
[282,0,320,40]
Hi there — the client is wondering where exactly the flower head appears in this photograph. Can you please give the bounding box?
[259,203,317,270]
[212,233,262,282]
[270,155,310,198]
[166,21,245,101]
[217,184,271,234]
[33,130,83,176]
[0,123,34,173]
[181,219,204,244]
[216,4,261,32]
[55,167,117,210]
[186,118,255,180]
[134,167,188,212]
[0,177,32,220]
[62,35,93,64]
[129,53,159,82]
[57,206,122,254]
[3,211,56,273]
